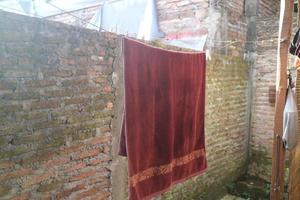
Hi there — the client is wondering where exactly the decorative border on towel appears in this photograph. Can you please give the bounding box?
[129,149,206,187]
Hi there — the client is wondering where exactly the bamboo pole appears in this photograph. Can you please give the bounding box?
[270,0,293,199]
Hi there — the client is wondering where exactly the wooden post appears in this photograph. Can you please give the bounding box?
[270,0,293,199]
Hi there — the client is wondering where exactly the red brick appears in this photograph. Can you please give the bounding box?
[58,144,83,155]
[98,51,106,57]
[70,170,96,182]
[75,188,98,200]
[40,195,52,200]
[41,157,69,168]
[44,89,73,98]
[88,158,102,166]
[103,146,110,153]
[99,57,114,65]
[64,163,86,173]
[60,57,76,65]
[96,155,111,164]
[99,126,111,133]
[105,102,113,110]
[64,97,91,105]
[90,135,112,145]
[0,161,15,169]
[75,186,103,200]
[43,69,73,78]
[56,184,85,199]
[90,191,110,200]
[92,77,106,84]
[101,86,112,93]
[21,171,56,189]
[0,80,17,91]
[75,69,88,76]
[0,168,32,182]
[22,151,56,166]
[73,149,100,160]
[25,80,56,88]
[89,177,110,186]
[78,87,101,94]
[10,191,30,200]
[30,100,60,110]
[62,78,89,87]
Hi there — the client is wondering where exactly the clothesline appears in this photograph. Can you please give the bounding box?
[0,7,283,54]
[45,2,106,31]
[211,39,278,43]
[0,4,282,49]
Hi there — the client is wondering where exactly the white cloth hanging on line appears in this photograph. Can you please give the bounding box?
[283,86,299,150]
[100,0,163,40]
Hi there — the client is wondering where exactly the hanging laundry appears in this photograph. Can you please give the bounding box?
[288,68,300,200]
[289,28,300,57]
[293,57,300,68]
[119,38,207,200]
[283,84,299,150]
[100,0,163,40]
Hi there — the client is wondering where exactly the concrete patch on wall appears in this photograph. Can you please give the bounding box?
[110,37,129,200]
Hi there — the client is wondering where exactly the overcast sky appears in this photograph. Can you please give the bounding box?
[0,0,102,17]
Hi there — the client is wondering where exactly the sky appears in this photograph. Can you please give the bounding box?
[0,0,102,17]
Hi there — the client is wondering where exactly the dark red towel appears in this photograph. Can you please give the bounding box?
[119,38,207,200]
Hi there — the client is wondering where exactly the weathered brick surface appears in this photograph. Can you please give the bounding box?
[157,0,247,55]
[157,0,210,39]
[248,16,278,181]
[248,0,283,181]
[1,4,251,199]
[0,10,115,200]
[258,0,280,18]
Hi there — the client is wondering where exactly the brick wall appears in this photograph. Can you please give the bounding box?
[248,0,281,181]
[157,0,247,56]
[258,0,280,17]
[0,6,251,200]
[248,16,278,180]
[156,0,210,40]
[216,0,247,55]
[41,0,286,196]
[47,5,101,29]
[0,11,118,199]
